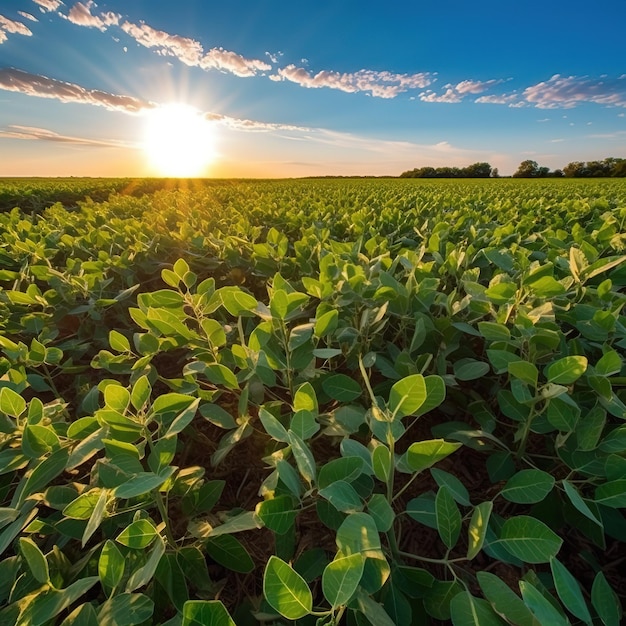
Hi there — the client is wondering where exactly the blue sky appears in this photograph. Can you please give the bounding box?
[0,0,625,177]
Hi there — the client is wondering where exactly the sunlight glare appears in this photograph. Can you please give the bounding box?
[143,104,217,177]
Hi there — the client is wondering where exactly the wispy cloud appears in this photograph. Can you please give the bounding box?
[524,74,626,109]
[475,93,520,106]
[32,0,63,12]
[419,78,506,103]
[204,112,310,133]
[0,15,34,41]
[419,88,463,103]
[274,65,434,98]
[120,21,271,77]
[65,1,120,32]
[454,79,505,95]
[0,68,154,113]
[18,11,38,22]
[0,124,133,148]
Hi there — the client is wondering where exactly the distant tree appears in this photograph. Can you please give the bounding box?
[513,160,541,178]
[463,162,493,178]
[550,169,564,178]
[563,161,586,177]
[491,167,500,178]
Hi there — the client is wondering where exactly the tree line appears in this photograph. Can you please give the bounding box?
[399,157,626,179]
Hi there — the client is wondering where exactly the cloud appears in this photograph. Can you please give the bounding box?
[66,1,120,32]
[419,78,505,103]
[121,21,270,77]
[200,48,271,77]
[32,0,63,12]
[454,79,504,94]
[274,64,434,98]
[0,15,34,40]
[523,74,626,109]
[0,124,133,148]
[204,112,310,133]
[0,68,155,113]
[475,93,520,105]
[18,11,38,22]
[419,88,463,103]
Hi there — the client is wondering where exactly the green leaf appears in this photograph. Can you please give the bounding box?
[220,287,257,316]
[508,361,539,387]
[130,376,151,413]
[165,397,200,438]
[450,591,507,626]
[319,480,363,514]
[318,457,363,489]
[115,468,175,499]
[414,375,446,418]
[203,364,239,390]
[406,495,437,529]
[477,571,539,626]
[594,352,621,380]
[181,600,236,626]
[287,430,316,485]
[99,539,125,589]
[263,556,312,620]
[546,356,588,384]
[367,493,394,532]
[116,519,157,549]
[19,537,49,584]
[591,571,622,626]
[355,589,397,626]
[60,602,99,626]
[321,374,362,402]
[562,480,602,527]
[276,460,302,497]
[550,557,593,625]
[595,479,626,507]
[519,581,570,626]
[203,510,261,537]
[435,486,461,549]
[314,309,338,337]
[372,444,392,483]
[430,468,471,506]
[256,495,298,534]
[322,552,364,608]
[97,592,155,626]
[205,535,254,573]
[17,446,69,507]
[109,330,131,353]
[500,469,555,504]
[497,515,562,563]
[0,387,26,417]
[454,359,490,382]
[336,512,381,558]
[82,487,108,547]
[19,577,99,626]
[388,374,427,418]
[467,501,492,560]
[125,535,165,592]
[406,439,462,473]
[294,382,318,413]
[258,407,289,442]
[62,490,101,520]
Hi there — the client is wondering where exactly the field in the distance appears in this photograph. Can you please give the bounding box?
[1,177,625,626]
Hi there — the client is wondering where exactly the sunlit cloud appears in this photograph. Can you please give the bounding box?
[523,74,626,108]
[454,79,504,94]
[475,93,520,105]
[32,0,63,12]
[274,64,434,98]
[419,88,463,103]
[205,112,310,133]
[0,124,134,148]
[0,68,155,113]
[18,11,39,22]
[65,1,120,32]
[120,21,270,77]
[0,15,34,40]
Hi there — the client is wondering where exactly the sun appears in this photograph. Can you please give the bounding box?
[143,104,217,177]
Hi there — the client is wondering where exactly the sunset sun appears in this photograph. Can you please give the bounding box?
[143,104,217,177]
